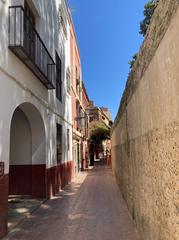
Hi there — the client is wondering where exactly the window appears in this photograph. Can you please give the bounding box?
[67,129,70,151]
[76,102,82,131]
[76,80,80,98]
[24,1,35,23]
[75,67,81,98]
[56,52,62,101]
[81,110,85,132]
[24,0,36,60]
[75,67,78,82]
[57,124,62,164]
[89,117,94,122]
[79,107,83,130]
[76,101,80,130]
[66,67,71,94]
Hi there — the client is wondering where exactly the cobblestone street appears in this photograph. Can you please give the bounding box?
[4,163,140,240]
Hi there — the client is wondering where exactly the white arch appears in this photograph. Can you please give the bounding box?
[11,102,46,165]
[10,107,32,166]
[20,103,46,165]
[9,102,47,197]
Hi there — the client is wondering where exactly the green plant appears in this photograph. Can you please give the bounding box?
[139,0,159,36]
[89,121,110,161]
[128,53,138,69]
[89,121,110,144]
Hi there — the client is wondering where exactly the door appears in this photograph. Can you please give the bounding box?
[24,0,35,60]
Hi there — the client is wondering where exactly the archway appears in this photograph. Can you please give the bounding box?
[9,102,46,198]
[9,107,32,195]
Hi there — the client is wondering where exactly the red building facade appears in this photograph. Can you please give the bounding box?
[70,19,90,176]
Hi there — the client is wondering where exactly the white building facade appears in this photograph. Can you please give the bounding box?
[0,0,72,237]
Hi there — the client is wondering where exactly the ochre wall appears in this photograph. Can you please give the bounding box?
[111,1,179,240]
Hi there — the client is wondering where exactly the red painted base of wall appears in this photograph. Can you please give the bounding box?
[9,165,46,198]
[46,161,74,199]
[9,162,74,199]
[0,162,74,238]
[0,174,8,238]
[9,165,32,195]
[32,165,46,198]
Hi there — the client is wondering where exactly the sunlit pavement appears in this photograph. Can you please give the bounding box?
[4,163,140,240]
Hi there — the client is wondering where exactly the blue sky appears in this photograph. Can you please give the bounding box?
[67,0,147,120]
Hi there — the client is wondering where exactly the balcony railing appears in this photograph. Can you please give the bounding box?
[8,6,55,89]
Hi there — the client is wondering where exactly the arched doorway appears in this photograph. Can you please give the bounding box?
[9,107,32,195]
[9,103,46,198]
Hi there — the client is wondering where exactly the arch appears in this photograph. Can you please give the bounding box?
[19,102,46,166]
[9,102,46,198]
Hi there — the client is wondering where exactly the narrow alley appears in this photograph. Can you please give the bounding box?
[0,0,178,239]
[4,162,140,240]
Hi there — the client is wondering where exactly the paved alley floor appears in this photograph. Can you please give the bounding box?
[8,197,44,231]
[4,164,140,240]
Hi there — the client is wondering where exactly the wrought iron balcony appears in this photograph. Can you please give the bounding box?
[8,6,55,89]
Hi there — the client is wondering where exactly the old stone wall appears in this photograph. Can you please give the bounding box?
[111,0,179,239]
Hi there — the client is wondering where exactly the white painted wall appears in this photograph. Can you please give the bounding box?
[10,107,31,165]
[0,0,72,173]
